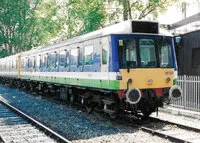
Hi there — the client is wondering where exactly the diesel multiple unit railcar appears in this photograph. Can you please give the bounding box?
[0,20,182,117]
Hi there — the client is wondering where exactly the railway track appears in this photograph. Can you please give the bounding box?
[0,97,70,143]
[37,95,200,143]
[140,116,200,143]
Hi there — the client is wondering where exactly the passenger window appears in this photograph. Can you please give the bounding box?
[8,61,11,70]
[13,60,16,69]
[16,59,18,69]
[28,57,33,68]
[59,51,67,67]
[25,57,28,68]
[49,52,56,68]
[21,59,24,68]
[102,45,108,65]
[36,55,41,68]
[84,45,93,65]
[79,47,83,65]
[47,54,51,68]
[33,56,36,68]
[42,54,48,68]
[55,53,59,67]
[70,49,78,66]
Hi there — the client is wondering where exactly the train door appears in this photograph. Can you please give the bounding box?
[101,37,109,72]
[101,37,110,88]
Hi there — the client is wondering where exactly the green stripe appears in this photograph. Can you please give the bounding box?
[173,79,177,85]
[20,75,120,90]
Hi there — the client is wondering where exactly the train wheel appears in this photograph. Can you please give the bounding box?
[81,94,93,113]
[109,112,118,119]
[107,103,119,119]
[85,101,93,113]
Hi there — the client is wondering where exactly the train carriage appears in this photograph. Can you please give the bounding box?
[0,20,182,118]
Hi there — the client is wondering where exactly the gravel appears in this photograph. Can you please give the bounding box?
[0,85,118,140]
[150,110,200,130]
[0,85,173,143]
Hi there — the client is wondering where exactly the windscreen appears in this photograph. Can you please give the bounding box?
[118,37,173,68]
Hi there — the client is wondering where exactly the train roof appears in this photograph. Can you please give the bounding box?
[34,20,172,53]
[0,20,173,58]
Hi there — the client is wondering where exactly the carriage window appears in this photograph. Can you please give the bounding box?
[7,62,9,70]
[118,39,137,68]
[49,52,56,68]
[139,39,157,68]
[66,52,69,66]
[13,60,15,69]
[25,57,28,68]
[36,55,41,68]
[84,45,93,65]
[102,45,108,65]
[28,57,33,68]
[56,53,59,67]
[48,52,57,68]
[4,63,6,71]
[8,61,11,70]
[79,47,83,65]
[10,61,12,70]
[59,51,67,67]
[47,54,50,68]
[42,54,48,68]
[15,59,18,69]
[70,48,78,66]
[33,56,36,68]
[21,59,24,68]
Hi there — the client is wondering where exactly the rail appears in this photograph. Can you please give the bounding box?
[0,97,70,143]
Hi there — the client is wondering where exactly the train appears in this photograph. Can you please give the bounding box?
[0,20,182,118]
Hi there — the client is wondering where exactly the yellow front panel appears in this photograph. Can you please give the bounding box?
[120,68,174,89]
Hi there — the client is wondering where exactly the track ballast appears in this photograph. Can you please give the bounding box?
[0,97,70,143]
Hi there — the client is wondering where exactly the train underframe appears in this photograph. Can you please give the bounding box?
[0,77,174,118]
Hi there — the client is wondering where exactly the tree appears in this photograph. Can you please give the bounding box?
[0,0,64,57]
[0,0,31,55]
[64,0,105,38]
[33,0,64,45]
[106,0,180,22]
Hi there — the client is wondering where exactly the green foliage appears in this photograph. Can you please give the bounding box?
[0,49,8,58]
[0,0,64,55]
[65,0,105,38]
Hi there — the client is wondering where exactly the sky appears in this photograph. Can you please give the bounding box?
[158,1,200,24]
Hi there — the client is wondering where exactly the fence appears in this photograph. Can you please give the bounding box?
[170,75,200,112]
